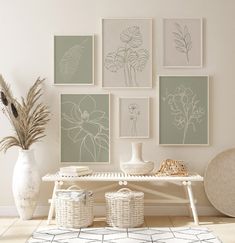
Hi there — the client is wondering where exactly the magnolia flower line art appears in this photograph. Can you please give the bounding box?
[61,95,109,162]
[128,103,140,136]
[162,85,205,144]
[104,26,149,87]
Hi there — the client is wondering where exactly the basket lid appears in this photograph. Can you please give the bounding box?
[105,188,144,199]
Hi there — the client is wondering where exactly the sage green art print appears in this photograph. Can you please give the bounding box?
[54,36,93,85]
[159,76,209,145]
[61,94,110,163]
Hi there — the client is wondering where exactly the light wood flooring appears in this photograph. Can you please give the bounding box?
[0,216,235,243]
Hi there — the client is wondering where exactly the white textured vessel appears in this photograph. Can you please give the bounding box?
[120,142,154,175]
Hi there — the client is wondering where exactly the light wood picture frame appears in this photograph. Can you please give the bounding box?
[102,18,152,88]
[159,75,209,146]
[60,93,110,164]
[54,35,94,85]
[163,18,203,68]
[119,97,150,138]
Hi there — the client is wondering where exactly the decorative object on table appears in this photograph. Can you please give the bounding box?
[59,166,93,177]
[204,148,235,217]
[102,18,152,88]
[119,97,150,138]
[105,188,144,228]
[61,94,110,163]
[157,159,188,176]
[163,18,203,68]
[0,75,50,220]
[28,226,222,243]
[55,185,93,228]
[54,35,94,85]
[120,142,154,175]
[159,76,209,145]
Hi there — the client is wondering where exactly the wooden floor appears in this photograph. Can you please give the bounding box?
[0,216,235,243]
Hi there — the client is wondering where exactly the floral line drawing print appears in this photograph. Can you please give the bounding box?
[128,103,140,136]
[104,26,149,87]
[173,23,192,63]
[162,85,205,144]
[59,39,88,80]
[61,95,109,162]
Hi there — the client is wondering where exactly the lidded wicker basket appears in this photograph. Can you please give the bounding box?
[105,188,144,228]
[55,185,93,228]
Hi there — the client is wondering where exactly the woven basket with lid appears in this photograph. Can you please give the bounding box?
[105,188,144,228]
[55,185,93,228]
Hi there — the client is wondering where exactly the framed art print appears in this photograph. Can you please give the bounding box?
[119,97,150,138]
[54,35,94,85]
[163,18,203,68]
[159,76,209,145]
[60,94,110,163]
[102,18,152,88]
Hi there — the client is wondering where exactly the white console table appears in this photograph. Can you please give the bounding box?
[42,172,203,225]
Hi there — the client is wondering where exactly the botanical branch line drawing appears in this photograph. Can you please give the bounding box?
[61,95,109,162]
[173,23,192,63]
[104,26,149,87]
[59,39,88,80]
[128,103,140,136]
[162,85,205,144]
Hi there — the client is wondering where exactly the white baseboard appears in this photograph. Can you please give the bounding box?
[0,204,220,217]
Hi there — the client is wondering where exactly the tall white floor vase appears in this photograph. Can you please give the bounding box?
[12,149,41,220]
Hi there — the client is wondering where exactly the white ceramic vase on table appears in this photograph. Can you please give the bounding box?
[120,142,154,175]
[12,149,41,220]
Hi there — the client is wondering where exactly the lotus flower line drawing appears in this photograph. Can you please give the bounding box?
[162,85,205,144]
[104,26,149,87]
[61,95,109,162]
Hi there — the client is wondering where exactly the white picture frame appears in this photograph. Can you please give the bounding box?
[163,18,203,68]
[60,93,110,164]
[158,75,209,146]
[102,18,152,88]
[54,35,94,85]
[119,97,150,138]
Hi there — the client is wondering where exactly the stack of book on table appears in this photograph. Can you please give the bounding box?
[59,166,92,177]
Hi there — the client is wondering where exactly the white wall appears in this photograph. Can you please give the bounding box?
[0,0,235,215]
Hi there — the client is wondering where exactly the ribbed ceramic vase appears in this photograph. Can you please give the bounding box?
[12,149,41,220]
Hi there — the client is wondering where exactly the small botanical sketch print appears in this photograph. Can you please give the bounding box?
[159,76,209,145]
[54,36,94,85]
[163,18,202,67]
[119,97,149,138]
[102,19,152,88]
[61,94,110,163]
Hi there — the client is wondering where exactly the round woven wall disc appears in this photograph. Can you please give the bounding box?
[204,148,235,217]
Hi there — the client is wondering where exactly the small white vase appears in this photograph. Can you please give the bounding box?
[120,142,154,175]
[12,149,41,220]
[128,142,144,163]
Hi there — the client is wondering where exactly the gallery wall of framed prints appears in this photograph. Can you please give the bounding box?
[54,17,208,164]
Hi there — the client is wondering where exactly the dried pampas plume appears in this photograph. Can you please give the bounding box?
[0,75,50,152]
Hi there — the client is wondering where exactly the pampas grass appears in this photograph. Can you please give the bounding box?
[0,75,50,152]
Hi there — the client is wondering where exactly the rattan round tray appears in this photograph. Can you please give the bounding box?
[204,148,235,217]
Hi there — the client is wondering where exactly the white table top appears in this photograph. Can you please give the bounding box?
[42,171,203,182]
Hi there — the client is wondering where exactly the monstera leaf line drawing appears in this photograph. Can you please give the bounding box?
[59,39,88,80]
[173,23,192,63]
[104,26,149,87]
[61,95,109,162]
[162,85,205,144]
